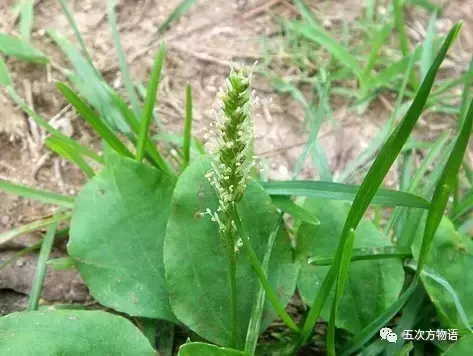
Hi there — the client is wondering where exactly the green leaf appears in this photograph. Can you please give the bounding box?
[0,56,12,86]
[107,0,140,116]
[443,334,473,355]
[0,179,74,208]
[271,196,320,225]
[158,0,197,33]
[47,257,75,271]
[0,34,48,63]
[296,199,405,334]
[286,21,364,81]
[164,156,299,348]
[19,0,34,42]
[28,220,59,311]
[259,180,430,209]
[182,83,193,170]
[0,212,71,245]
[57,82,134,159]
[412,216,473,329]
[178,342,245,356]
[0,310,155,355]
[68,153,176,320]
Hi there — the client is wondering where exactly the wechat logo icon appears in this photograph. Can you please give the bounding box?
[380,327,398,343]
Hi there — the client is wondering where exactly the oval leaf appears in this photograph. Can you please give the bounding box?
[164,157,299,348]
[0,310,155,355]
[69,154,175,320]
[296,199,405,334]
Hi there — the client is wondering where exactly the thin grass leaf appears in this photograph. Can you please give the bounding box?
[0,34,48,63]
[393,0,409,56]
[56,82,134,159]
[158,0,196,33]
[137,81,165,130]
[271,196,320,225]
[0,241,41,271]
[58,0,100,78]
[385,131,451,234]
[384,284,426,355]
[244,220,282,354]
[259,181,430,209]
[459,57,473,128]
[232,204,300,333]
[406,261,472,331]
[136,43,167,169]
[19,0,34,42]
[0,56,12,86]
[286,20,364,82]
[45,137,95,178]
[107,0,140,116]
[182,83,193,170]
[293,0,318,28]
[363,22,394,78]
[6,87,104,163]
[308,246,410,265]
[416,93,473,275]
[0,212,72,246]
[0,179,74,208]
[340,52,415,183]
[28,219,59,311]
[420,10,438,81]
[297,23,462,350]
[47,257,75,271]
[340,282,417,356]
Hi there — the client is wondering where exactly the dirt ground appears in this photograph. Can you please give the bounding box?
[0,0,472,332]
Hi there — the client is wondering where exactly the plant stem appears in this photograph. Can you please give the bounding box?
[224,212,239,349]
[28,219,59,311]
[232,204,300,333]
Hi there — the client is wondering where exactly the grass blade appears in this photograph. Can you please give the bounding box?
[244,220,282,354]
[136,43,167,168]
[416,94,473,275]
[45,136,95,178]
[296,22,462,350]
[308,246,411,265]
[0,56,12,86]
[341,282,417,356]
[406,261,472,331]
[0,179,74,208]
[420,10,438,81]
[287,20,364,81]
[158,0,196,33]
[28,219,59,311]
[182,83,193,170]
[19,0,34,42]
[6,87,103,163]
[58,0,100,78]
[363,22,394,78]
[393,0,409,57]
[0,34,48,63]
[232,204,300,333]
[56,82,134,159]
[0,212,72,246]
[259,180,430,209]
[107,0,140,116]
[271,196,320,225]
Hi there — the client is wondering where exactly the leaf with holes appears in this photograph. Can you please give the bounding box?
[69,153,175,320]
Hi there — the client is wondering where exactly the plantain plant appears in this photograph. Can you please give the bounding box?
[0,2,473,355]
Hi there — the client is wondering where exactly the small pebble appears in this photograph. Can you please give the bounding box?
[0,215,10,226]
